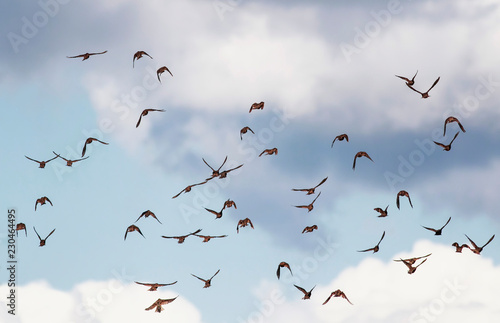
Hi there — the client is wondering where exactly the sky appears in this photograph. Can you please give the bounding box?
[1,0,500,322]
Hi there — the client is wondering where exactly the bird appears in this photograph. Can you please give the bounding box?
[172,181,207,199]
[223,199,237,210]
[294,192,321,212]
[133,50,153,68]
[322,289,353,305]
[451,242,470,253]
[331,134,349,147]
[194,234,228,242]
[374,205,389,217]
[352,151,373,170]
[52,152,89,166]
[358,231,385,253]
[249,101,264,113]
[407,76,440,98]
[191,269,220,288]
[276,262,293,279]
[16,223,27,237]
[33,227,55,247]
[240,126,255,140]
[161,229,202,244]
[67,51,107,61]
[135,281,177,291]
[203,156,227,179]
[218,164,244,178]
[81,137,108,157]
[136,109,165,128]
[464,234,495,255]
[294,285,315,300]
[144,297,177,313]
[443,116,466,136]
[421,217,451,235]
[25,154,60,168]
[259,148,278,157]
[204,207,224,219]
[157,66,173,83]
[302,225,318,233]
[400,258,427,274]
[433,132,459,151]
[135,210,162,224]
[393,253,432,265]
[237,218,254,233]
[35,196,52,211]
[124,225,145,240]
[292,177,328,195]
[396,190,413,209]
[395,70,418,86]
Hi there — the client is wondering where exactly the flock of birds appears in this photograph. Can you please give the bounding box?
[18,50,496,315]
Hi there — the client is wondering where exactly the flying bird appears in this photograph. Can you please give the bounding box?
[276,262,293,279]
[399,258,427,274]
[292,177,328,195]
[172,181,207,199]
[53,152,89,166]
[433,132,459,151]
[81,137,108,157]
[133,50,153,68]
[135,281,177,291]
[374,205,389,217]
[443,116,466,136]
[136,109,165,128]
[161,229,202,243]
[135,210,162,224]
[240,126,254,140]
[203,156,227,179]
[259,148,278,157]
[294,192,321,212]
[451,242,470,253]
[223,199,237,209]
[395,70,418,86]
[421,217,451,235]
[294,285,315,300]
[33,227,55,247]
[157,66,173,83]
[331,134,349,147]
[25,154,60,168]
[358,231,385,253]
[322,289,353,305]
[464,234,495,255]
[396,190,413,209]
[204,207,224,219]
[218,164,243,178]
[249,101,264,113]
[408,76,440,98]
[191,269,220,288]
[194,234,228,242]
[352,151,373,170]
[237,218,254,233]
[35,196,52,211]
[144,297,177,313]
[16,223,27,237]
[67,50,107,61]
[302,225,318,233]
[124,225,145,240]
[393,253,432,265]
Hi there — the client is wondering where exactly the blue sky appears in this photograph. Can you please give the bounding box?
[1,0,500,322]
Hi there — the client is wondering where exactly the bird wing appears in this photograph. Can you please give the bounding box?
[210,269,220,280]
[171,188,185,199]
[421,225,437,233]
[25,156,40,163]
[464,234,479,249]
[89,50,107,55]
[322,293,333,305]
[449,132,459,146]
[191,274,206,282]
[377,231,386,245]
[81,142,88,157]
[440,217,452,230]
[67,54,85,58]
[136,113,143,128]
[357,247,375,253]
[33,227,42,241]
[294,285,307,295]
[217,156,228,171]
[395,75,411,82]
[314,177,328,189]
[482,234,495,248]
[407,85,424,95]
[311,191,321,204]
[396,194,400,209]
[433,141,447,149]
[46,197,53,206]
[202,158,215,171]
[45,228,56,240]
[352,155,358,170]
[427,76,440,92]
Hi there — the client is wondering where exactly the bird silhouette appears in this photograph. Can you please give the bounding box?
[294,192,321,212]
[53,152,89,166]
[451,242,470,253]
[302,225,318,233]
[294,285,315,300]
[259,148,278,157]
[157,66,173,83]
[400,258,427,274]
[464,234,495,255]
[421,217,451,235]
[395,70,418,86]
[67,51,107,61]
[223,199,237,210]
[144,297,177,313]
[443,116,466,136]
[133,51,153,68]
[433,132,459,151]
[374,205,389,217]
[276,262,293,279]
[393,253,431,266]
[172,181,207,199]
[135,210,162,224]
[162,229,202,244]
[240,126,255,140]
[135,281,177,291]
[35,196,52,211]
[358,231,385,253]
[25,154,60,168]
[292,177,327,195]
[203,156,227,179]
[16,223,27,237]
[322,289,353,305]
[136,109,165,128]
[204,207,224,219]
[124,225,145,240]
[352,151,373,170]
[331,134,349,147]
[33,227,55,247]
[396,190,413,209]
[191,269,220,288]
[249,102,264,113]
[237,218,254,233]
[407,76,440,98]
[81,137,108,157]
